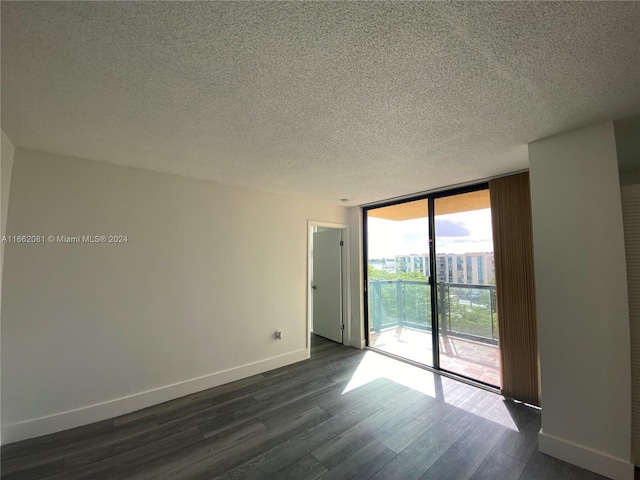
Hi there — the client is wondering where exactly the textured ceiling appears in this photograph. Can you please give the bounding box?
[2,2,639,206]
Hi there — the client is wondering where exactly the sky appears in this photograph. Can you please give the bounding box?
[367,208,494,259]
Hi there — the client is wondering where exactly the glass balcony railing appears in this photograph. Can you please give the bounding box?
[369,280,498,344]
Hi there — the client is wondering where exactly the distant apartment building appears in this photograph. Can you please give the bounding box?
[395,254,430,276]
[394,252,495,285]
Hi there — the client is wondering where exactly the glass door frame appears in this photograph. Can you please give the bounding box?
[362,182,493,385]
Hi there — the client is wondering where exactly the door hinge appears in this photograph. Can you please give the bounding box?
[340,324,345,330]
[339,240,344,246]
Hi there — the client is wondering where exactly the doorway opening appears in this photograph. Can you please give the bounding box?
[307,222,349,354]
[363,185,501,388]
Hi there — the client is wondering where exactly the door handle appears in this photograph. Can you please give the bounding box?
[312,285,317,289]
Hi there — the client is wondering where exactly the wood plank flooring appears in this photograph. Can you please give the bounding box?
[1,335,613,480]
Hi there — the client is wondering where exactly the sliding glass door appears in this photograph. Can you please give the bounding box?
[364,185,501,387]
[365,198,433,366]
[433,190,500,387]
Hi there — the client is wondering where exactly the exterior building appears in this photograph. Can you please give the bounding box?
[394,252,495,285]
[395,254,430,276]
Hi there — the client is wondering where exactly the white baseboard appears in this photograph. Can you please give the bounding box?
[1,348,309,444]
[539,430,634,480]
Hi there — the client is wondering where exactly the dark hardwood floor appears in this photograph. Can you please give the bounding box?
[1,335,612,480]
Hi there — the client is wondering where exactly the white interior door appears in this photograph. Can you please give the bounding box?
[312,229,343,343]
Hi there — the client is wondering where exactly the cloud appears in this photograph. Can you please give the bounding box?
[401,232,427,243]
[435,219,470,237]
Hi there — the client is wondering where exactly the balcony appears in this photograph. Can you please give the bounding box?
[368,280,500,387]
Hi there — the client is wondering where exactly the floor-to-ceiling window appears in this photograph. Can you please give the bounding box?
[365,198,434,367]
[364,185,501,388]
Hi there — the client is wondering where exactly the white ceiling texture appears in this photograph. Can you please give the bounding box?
[2,2,639,206]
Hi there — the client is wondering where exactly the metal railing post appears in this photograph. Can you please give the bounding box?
[439,282,447,336]
[490,295,494,340]
[490,286,495,341]
[373,281,381,333]
[397,280,404,327]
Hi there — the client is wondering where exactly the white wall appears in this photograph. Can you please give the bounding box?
[529,122,633,480]
[1,129,16,446]
[615,115,640,186]
[1,130,16,259]
[622,184,640,462]
[1,148,349,442]
[348,207,365,348]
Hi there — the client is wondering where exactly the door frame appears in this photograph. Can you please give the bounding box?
[307,221,350,354]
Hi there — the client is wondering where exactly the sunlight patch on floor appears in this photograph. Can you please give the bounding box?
[342,350,524,432]
[342,350,439,397]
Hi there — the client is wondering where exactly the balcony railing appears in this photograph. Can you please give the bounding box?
[369,279,498,345]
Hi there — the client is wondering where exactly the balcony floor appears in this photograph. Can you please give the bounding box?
[369,326,501,387]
